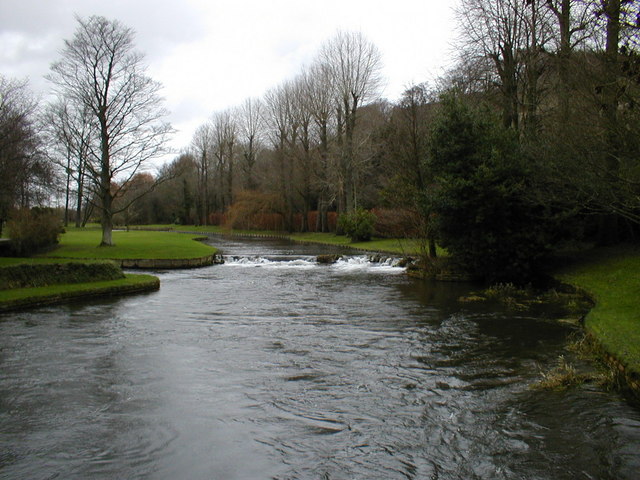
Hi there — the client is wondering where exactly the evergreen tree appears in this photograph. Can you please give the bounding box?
[426,94,555,283]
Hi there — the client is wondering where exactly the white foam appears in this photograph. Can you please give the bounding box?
[223,256,316,269]
[332,256,405,274]
[222,255,405,274]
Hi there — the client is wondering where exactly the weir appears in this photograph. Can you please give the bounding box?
[221,253,405,273]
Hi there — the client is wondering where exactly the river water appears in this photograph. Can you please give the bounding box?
[1,236,639,479]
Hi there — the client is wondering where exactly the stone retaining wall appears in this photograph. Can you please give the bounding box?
[119,254,216,269]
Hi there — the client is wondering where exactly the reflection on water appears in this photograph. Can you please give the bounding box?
[1,236,639,479]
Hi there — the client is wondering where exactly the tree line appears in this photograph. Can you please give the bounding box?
[1,1,638,281]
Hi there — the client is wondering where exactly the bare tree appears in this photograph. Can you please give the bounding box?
[591,0,640,239]
[237,97,264,191]
[191,122,213,224]
[520,0,555,136]
[302,62,335,231]
[289,75,316,231]
[263,82,297,230]
[457,0,561,136]
[545,0,594,121]
[211,109,238,211]
[320,31,383,212]
[47,15,172,246]
[43,99,94,227]
[0,76,53,234]
[390,84,439,257]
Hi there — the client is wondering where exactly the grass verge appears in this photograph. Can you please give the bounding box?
[556,246,640,379]
[0,274,159,312]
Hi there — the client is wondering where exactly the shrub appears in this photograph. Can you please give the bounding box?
[7,208,62,256]
[208,212,226,226]
[337,208,376,242]
[371,208,421,238]
[224,191,285,231]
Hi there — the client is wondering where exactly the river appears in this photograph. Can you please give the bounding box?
[1,236,639,479]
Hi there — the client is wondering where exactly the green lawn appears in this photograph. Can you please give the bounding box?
[43,227,216,260]
[557,246,640,376]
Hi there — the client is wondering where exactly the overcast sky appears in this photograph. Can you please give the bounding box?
[0,0,457,163]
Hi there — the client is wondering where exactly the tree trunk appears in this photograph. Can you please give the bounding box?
[524,2,541,137]
[317,123,330,232]
[226,147,233,210]
[64,158,71,227]
[599,0,622,244]
[75,156,84,228]
[98,103,114,246]
[428,237,437,258]
[343,97,358,212]
[100,191,113,246]
[557,0,571,122]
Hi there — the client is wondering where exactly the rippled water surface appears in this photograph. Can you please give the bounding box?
[1,236,639,479]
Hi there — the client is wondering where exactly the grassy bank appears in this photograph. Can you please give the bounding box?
[0,226,218,311]
[43,227,217,261]
[0,260,124,289]
[557,246,640,380]
[0,273,159,312]
[0,257,160,312]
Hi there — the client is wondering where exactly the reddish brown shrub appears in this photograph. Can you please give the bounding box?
[208,212,226,226]
[307,211,318,232]
[371,208,421,238]
[224,191,285,231]
[327,212,338,232]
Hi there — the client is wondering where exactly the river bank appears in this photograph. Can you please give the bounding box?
[0,258,159,312]
[555,246,640,399]
[0,228,217,311]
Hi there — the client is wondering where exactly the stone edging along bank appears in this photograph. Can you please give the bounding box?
[119,254,217,269]
[33,254,217,270]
